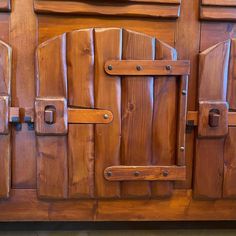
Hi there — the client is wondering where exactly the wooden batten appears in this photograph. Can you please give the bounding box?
[33,0,181,19]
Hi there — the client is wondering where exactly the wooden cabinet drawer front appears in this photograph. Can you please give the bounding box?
[34,0,181,19]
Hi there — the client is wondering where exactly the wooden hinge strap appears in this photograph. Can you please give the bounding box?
[105,60,190,76]
[104,166,186,181]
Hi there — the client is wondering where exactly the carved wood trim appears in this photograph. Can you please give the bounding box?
[34,0,181,19]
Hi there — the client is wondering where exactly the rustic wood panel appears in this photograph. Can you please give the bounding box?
[36,34,68,199]
[121,29,154,198]
[151,40,177,198]
[0,0,11,12]
[194,40,230,199]
[34,0,180,18]
[94,28,122,198]
[10,0,37,189]
[0,40,11,199]
[67,29,95,198]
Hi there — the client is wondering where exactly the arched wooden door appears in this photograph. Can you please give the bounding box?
[35,28,189,200]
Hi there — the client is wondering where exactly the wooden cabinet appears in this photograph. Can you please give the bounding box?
[2,0,236,221]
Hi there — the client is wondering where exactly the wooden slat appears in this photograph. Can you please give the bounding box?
[151,40,177,198]
[121,29,154,198]
[34,1,180,18]
[201,6,236,21]
[224,38,236,199]
[67,29,95,198]
[194,40,230,199]
[202,0,236,6]
[0,40,11,199]
[105,60,190,76]
[36,34,68,199]
[0,0,11,12]
[68,108,113,124]
[94,28,122,198]
[104,166,186,181]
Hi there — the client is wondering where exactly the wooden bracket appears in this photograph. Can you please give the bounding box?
[105,60,190,76]
[104,166,186,181]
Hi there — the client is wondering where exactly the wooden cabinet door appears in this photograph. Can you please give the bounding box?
[35,28,189,200]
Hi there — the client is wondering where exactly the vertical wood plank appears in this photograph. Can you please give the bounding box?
[67,29,95,198]
[36,34,68,199]
[194,40,230,199]
[94,28,121,198]
[121,29,154,198]
[224,39,236,198]
[0,40,11,198]
[151,40,177,198]
[10,0,37,189]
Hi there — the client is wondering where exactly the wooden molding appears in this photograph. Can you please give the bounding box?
[0,0,11,12]
[34,0,181,19]
[201,0,236,20]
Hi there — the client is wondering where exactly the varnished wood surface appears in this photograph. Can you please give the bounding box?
[202,0,236,6]
[34,0,180,18]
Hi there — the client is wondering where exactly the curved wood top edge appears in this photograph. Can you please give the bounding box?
[199,39,231,55]
[0,0,11,12]
[33,0,181,19]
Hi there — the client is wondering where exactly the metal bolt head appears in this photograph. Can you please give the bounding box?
[180,146,185,152]
[162,170,169,177]
[182,90,187,95]
[136,65,142,71]
[106,171,112,177]
[104,114,109,120]
[108,65,113,71]
[166,65,172,71]
[134,171,140,177]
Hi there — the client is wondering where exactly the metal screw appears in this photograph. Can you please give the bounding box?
[108,65,113,71]
[180,146,185,152]
[136,65,142,71]
[162,170,169,177]
[104,114,109,119]
[106,171,112,177]
[134,171,140,177]
[166,65,172,71]
[182,90,187,95]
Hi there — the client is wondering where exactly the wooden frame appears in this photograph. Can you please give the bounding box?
[34,0,181,18]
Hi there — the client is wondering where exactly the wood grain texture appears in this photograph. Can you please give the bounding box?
[36,34,68,199]
[10,0,37,189]
[34,1,180,18]
[202,0,236,6]
[104,166,186,181]
[94,28,122,198]
[151,40,177,197]
[175,0,200,190]
[121,29,154,198]
[38,0,181,3]
[0,40,11,199]
[194,40,230,199]
[67,29,95,198]
[0,0,11,12]
[201,6,236,21]
[105,60,190,76]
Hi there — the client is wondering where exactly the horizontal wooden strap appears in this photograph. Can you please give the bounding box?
[187,111,236,127]
[105,60,190,76]
[68,108,113,124]
[104,166,186,181]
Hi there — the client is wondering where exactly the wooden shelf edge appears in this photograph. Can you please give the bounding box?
[0,0,11,12]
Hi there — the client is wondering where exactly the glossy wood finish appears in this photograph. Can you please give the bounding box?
[0,40,11,198]
[34,0,181,19]
[36,34,68,199]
